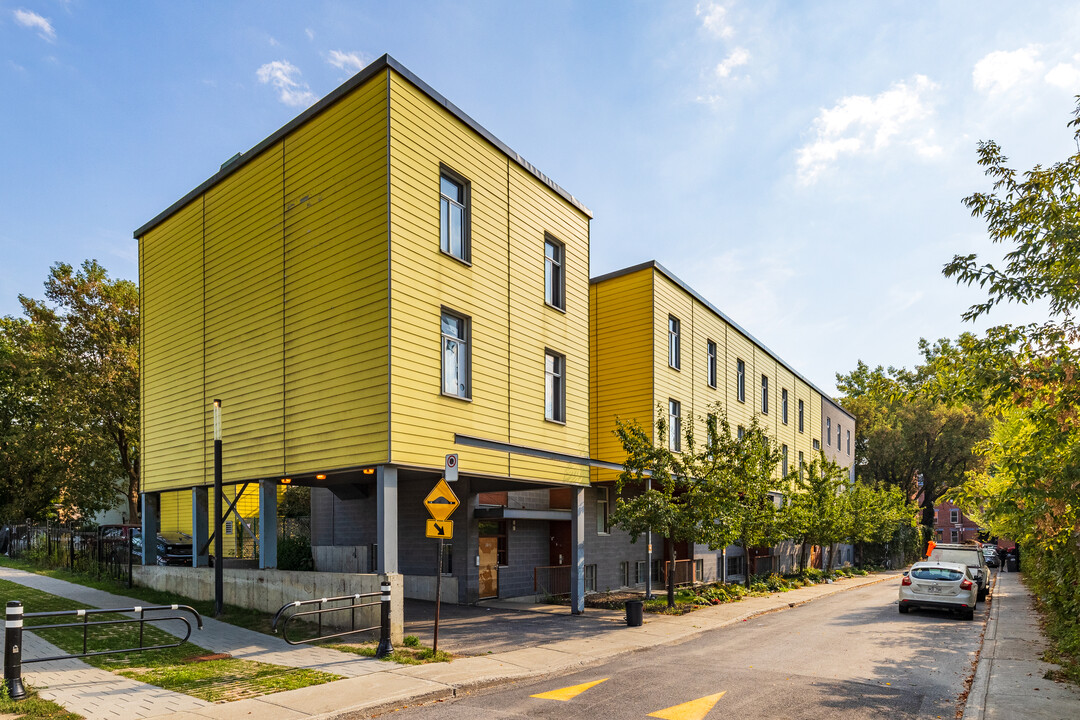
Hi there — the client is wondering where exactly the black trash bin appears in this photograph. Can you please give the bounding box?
[1007,557,1018,572]
[625,599,644,627]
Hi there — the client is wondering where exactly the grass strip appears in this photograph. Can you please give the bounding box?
[0,686,83,720]
[0,577,340,703]
[328,635,452,665]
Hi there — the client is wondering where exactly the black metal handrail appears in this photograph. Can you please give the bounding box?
[23,604,203,663]
[272,582,393,658]
[4,600,203,701]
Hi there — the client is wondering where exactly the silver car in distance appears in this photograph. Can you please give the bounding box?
[898,561,978,620]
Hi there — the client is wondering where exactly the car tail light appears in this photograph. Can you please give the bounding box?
[960,579,973,590]
[901,576,912,586]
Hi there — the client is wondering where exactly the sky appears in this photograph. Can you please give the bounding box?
[3,1,1078,396]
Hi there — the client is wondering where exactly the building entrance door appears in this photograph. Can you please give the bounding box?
[479,537,499,599]
[550,521,571,566]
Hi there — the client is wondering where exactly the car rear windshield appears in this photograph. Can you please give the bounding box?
[911,568,964,581]
[929,549,979,565]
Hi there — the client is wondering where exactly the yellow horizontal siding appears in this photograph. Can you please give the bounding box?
[284,69,389,473]
[387,72,511,477]
[141,200,204,492]
[203,143,286,483]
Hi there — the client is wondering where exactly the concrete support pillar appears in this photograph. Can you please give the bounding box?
[376,466,398,574]
[140,492,160,566]
[570,486,585,615]
[259,481,278,569]
[192,487,209,568]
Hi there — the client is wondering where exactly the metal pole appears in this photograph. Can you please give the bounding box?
[213,400,224,618]
[433,539,442,655]
[5,601,26,700]
[126,528,133,588]
[69,528,74,572]
[376,580,393,659]
[645,475,653,600]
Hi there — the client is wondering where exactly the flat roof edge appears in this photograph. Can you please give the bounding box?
[135,54,591,238]
[591,260,854,420]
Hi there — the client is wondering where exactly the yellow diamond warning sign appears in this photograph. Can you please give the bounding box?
[424,479,460,522]
[426,519,453,539]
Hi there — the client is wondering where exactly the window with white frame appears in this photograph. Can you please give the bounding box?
[544,350,565,423]
[544,235,564,310]
[596,487,610,534]
[798,399,805,432]
[669,399,681,451]
[782,389,789,424]
[761,375,769,413]
[668,316,681,369]
[584,564,597,592]
[951,529,959,543]
[707,340,717,387]
[441,310,470,398]
[439,170,469,262]
[813,439,820,450]
[950,508,960,524]
[736,359,746,402]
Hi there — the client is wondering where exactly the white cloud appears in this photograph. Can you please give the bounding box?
[327,50,368,75]
[796,75,940,185]
[13,9,56,42]
[256,60,316,107]
[714,47,749,78]
[305,28,315,41]
[268,36,280,47]
[1045,59,1080,90]
[972,47,1043,95]
[696,1,734,39]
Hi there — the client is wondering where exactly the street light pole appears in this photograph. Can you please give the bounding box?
[213,399,223,618]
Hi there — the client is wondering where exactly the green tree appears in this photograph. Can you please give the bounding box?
[837,360,989,540]
[728,417,786,586]
[610,404,742,607]
[786,452,849,571]
[15,260,140,520]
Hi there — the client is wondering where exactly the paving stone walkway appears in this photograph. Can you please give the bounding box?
[0,565,387,678]
[21,629,211,719]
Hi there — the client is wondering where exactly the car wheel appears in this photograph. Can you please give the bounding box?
[962,608,975,620]
[977,587,987,601]
[898,604,910,614]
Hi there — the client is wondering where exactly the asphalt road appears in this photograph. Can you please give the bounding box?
[384,578,990,720]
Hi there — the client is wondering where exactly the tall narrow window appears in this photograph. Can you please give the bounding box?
[826,417,832,445]
[706,340,717,388]
[668,316,681,369]
[706,413,717,448]
[545,350,565,423]
[736,359,746,402]
[441,311,470,398]
[799,451,805,480]
[597,487,610,534]
[847,429,851,455]
[737,425,745,440]
[781,389,789,424]
[837,423,842,449]
[439,170,469,261]
[761,375,769,414]
[798,399,805,432]
[544,235,564,310]
[782,444,789,475]
[669,399,681,451]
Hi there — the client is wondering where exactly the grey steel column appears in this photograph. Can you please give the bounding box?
[570,486,585,615]
[140,492,160,565]
[376,466,398,574]
[213,400,223,617]
[259,480,278,569]
[192,486,209,568]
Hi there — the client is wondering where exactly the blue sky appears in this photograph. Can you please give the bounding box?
[3,1,1078,395]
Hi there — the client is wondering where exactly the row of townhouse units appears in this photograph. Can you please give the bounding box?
[135,54,855,607]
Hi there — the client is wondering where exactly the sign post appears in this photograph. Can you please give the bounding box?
[424,478,459,654]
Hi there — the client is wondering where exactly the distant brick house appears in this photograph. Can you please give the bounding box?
[934,499,979,543]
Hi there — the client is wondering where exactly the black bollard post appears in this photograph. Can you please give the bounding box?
[5,601,26,700]
[375,580,393,659]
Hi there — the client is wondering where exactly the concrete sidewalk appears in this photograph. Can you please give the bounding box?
[963,571,1080,719]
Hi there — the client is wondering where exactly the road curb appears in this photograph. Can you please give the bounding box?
[962,573,1000,720]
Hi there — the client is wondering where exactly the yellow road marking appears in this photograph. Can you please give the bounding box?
[648,691,727,720]
[530,678,608,701]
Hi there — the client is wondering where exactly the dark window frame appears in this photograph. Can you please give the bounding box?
[544,348,566,424]
[668,316,681,370]
[440,308,471,400]
[544,233,565,312]
[706,339,717,388]
[736,359,746,402]
[438,165,471,264]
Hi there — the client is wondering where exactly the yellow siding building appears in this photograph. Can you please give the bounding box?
[137,56,592,599]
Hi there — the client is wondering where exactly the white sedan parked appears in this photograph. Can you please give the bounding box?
[898,561,978,620]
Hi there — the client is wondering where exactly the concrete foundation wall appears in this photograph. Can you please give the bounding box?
[403,574,460,602]
[132,566,403,644]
